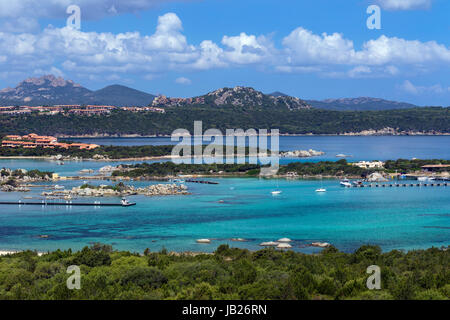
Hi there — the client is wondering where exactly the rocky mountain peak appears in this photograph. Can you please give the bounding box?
[152,86,310,110]
[19,75,80,88]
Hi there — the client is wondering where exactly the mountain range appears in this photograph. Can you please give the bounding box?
[0,75,422,111]
[305,97,418,111]
[0,75,156,107]
[152,86,311,110]
[269,92,419,111]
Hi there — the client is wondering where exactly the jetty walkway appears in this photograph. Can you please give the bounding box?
[0,201,136,207]
[345,182,448,188]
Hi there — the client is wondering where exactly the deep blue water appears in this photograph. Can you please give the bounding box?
[67,135,450,161]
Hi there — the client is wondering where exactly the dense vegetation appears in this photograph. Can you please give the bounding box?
[0,244,448,300]
[112,162,262,177]
[0,107,449,136]
[0,145,175,159]
[0,143,269,159]
[112,159,450,178]
[384,159,450,173]
[278,159,375,177]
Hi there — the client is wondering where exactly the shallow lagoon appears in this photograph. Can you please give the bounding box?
[0,177,448,253]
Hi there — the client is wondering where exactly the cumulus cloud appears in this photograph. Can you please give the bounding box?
[282,28,356,65]
[376,0,432,10]
[222,33,274,65]
[357,35,450,65]
[281,30,450,68]
[278,30,450,77]
[0,12,449,81]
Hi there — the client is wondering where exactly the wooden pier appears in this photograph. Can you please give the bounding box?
[344,182,448,189]
[185,179,219,185]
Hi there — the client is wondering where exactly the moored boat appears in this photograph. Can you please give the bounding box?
[340,179,352,187]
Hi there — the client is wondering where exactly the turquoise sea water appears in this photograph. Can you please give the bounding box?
[0,136,449,253]
[0,177,448,254]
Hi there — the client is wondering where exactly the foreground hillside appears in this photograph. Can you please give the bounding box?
[0,244,448,300]
[1,107,449,136]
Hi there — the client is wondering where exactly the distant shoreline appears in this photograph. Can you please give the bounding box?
[60,133,450,139]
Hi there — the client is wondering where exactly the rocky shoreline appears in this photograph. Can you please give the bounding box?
[42,183,189,198]
[56,130,450,138]
[0,168,51,192]
[280,149,324,157]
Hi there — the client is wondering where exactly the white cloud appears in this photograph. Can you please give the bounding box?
[143,12,188,51]
[282,27,356,65]
[222,33,274,65]
[357,35,450,65]
[376,0,432,10]
[175,77,191,85]
[400,80,449,94]
[0,12,449,82]
[281,30,450,68]
[192,40,226,70]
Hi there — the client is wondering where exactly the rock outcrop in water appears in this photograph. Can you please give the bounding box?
[0,168,51,192]
[1,185,30,192]
[42,183,189,197]
[280,149,324,158]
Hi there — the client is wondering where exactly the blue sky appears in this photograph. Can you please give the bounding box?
[0,0,448,105]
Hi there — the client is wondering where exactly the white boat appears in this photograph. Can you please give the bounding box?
[316,176,326,192]
[417,176,435,182]
[120,198,136,207]
[54,185,64,190]
[340,179,352,187]
[196,239,211,244]
[271,178,282,195]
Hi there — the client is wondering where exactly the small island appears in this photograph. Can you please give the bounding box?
[42,182,189,198]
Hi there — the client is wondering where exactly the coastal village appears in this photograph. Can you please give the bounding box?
[1,133,99,150]
[0,104,165,116]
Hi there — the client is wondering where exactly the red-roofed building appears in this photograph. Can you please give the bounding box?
[1,134,99,150]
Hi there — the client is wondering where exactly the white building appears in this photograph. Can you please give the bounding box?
[351,161,385,169]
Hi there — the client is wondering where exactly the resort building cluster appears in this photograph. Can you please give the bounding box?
[0,105,165,116]
[1,133,99,150]
[351,161,385,169]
